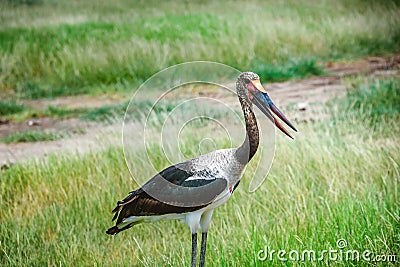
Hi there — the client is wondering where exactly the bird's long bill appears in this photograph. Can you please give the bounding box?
[250,82,297,139]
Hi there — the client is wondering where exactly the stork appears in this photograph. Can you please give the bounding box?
[106,72,297,266]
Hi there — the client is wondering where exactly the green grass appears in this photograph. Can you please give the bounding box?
[0,0,399,264]
[44,105,85,119]
[78,102,130,123]
[0,100,26,116]
[2,105,85,122]
[344,78,400,118]
[3,100,180,124]
[1,130,65,143]
[332,77,400,137]
[6,0,42,5]
[253,58,325,82]
[0,78,398,266]
[0,0,399,98]
[13,82,75,99]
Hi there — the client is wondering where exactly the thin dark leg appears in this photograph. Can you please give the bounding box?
[199,232,208,267]
[191,233,197,267]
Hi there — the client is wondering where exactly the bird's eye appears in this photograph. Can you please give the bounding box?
[244,78,251,84]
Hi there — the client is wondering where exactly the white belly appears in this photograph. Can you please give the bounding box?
[120,189,233,232]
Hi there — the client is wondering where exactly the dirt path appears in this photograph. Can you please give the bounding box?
[267,54,400,122]
[269,54,400,105]
[0,122,124,168]
[1,54,399,167]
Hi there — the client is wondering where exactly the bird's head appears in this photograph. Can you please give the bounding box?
[237,71,297,139]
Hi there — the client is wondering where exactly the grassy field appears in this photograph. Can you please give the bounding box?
[1,130,65,144]
[1,0,399,266]
[0,0,399,98]
[1,77,399,266]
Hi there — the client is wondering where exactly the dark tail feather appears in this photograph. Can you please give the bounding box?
[106,223,136,235]
[106,226,120,235]
[110,190,140,219]
[112,205,120,214]
[112,208,120,221]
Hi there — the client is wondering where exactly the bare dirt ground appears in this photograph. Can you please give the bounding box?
[267,55,400,122]
[270,54,400,105]
[1,54,399,167]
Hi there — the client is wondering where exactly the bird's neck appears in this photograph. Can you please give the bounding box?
[235,93,259,165]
